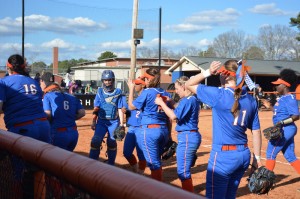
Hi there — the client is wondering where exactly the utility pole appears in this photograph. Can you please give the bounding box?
[129,0,139,80]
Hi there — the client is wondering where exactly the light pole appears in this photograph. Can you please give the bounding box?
[22,0,25,58]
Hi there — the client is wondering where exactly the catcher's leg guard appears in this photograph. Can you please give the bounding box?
[266,159,276,171]
[181,178,194,192]
[89,136,102,160]
[107,139,117,165]
[291,160,300,174]
[151,167,162,181]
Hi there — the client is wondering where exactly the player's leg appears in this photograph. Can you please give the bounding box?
[265,137,285,171]
[89,121,107,160]
[123,126,138,171]
[106,120,120,165]
[226,149,250,199]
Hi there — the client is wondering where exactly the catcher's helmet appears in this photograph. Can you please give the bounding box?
[101,70,115,91]
[101,70,115,80]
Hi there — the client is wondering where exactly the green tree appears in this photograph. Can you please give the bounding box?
[97,51,117,60]
[30,61,47,74]
[290,12,300,41]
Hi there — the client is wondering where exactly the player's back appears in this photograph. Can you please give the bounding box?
[44,92,80,128]
[0,75,45,128]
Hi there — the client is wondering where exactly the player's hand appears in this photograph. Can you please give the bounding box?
[155,96,164,105]
[261,99,271,109]
[209,61,222,75]
[91,120,96,130]
[121,107,127,114]
[126,79,135,90]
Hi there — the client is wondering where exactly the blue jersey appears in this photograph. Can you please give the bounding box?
[174,95,200,132]
[43,91,84,129]
[127,109,142,127]
[0,75,46,129]
[94,88,123,120]
[196,85,260,145]
[133,88,171,125]
[273,94,299,125]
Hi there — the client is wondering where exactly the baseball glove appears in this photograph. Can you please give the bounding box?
[263,126,282,140]
[247,166,276,195]
[113,126,126,141]
[162,140,177,160]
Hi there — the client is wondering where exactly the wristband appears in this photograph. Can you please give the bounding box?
[280,117,293,125]
[203,69,211,78]
[255,155,261,161]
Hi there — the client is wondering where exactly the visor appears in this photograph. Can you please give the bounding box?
[133,79,146,85]
[6,62,25,69]
[271,78,291,87]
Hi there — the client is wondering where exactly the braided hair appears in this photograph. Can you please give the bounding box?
[223,60,242,118]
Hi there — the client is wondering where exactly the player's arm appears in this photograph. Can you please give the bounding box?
[127,79,137,110]
[91,107,99,130]
[44,110,52,121]
[76,108,85,120]
[186,61,221,94]
[251,129,262,169]
[118,108,125,126]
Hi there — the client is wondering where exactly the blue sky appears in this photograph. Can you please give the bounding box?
[0,0,299,65]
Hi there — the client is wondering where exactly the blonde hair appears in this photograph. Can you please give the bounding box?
[175,76,189,86]
[224,60,241,118]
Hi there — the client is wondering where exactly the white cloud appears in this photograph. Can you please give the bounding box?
[185,8,240,26]
[41,38,86,51]
[99,40,131,50]
[249,3,287,16]
[197,39,212,48]
[165,24,212,33]
[0,14,108,36]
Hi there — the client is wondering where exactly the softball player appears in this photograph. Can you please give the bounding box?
[155,76,201,192]
[40,72,86,151]
[127,68,171,181]
[261,69,300,174]
[186,60,262,199]
[123,77,146,174]
[89,70,124,165]
[0,54,50,143]
[0,54,51,191]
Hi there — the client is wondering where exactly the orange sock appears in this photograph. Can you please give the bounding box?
[266,159,276,171]
[151,167,162,181]
[127,154,137,166]
[181,178,194,192]
[291,160,300,174]
[138,160,146,170]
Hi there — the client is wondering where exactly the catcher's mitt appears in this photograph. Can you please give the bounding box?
[113,126,126,141]
[247,166,276,195]
[162,140,177,160]
[263,126,282,140]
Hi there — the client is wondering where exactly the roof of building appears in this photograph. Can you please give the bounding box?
[165,56,300,76]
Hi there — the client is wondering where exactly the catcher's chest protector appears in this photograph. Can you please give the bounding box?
[97,88,122,119]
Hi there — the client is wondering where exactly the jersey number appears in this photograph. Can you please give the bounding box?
[64,101,69,110]
[233,110,247,126]
[23,84,37,95]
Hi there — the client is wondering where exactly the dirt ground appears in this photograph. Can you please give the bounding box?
[1,109,300,198]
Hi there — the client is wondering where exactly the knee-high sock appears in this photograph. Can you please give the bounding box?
[291,160,300,174]
[151,167,162,181]
[127,154,137,166]
[138,160,146,170]
[181,178,194,192]
[266,159,276,171]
